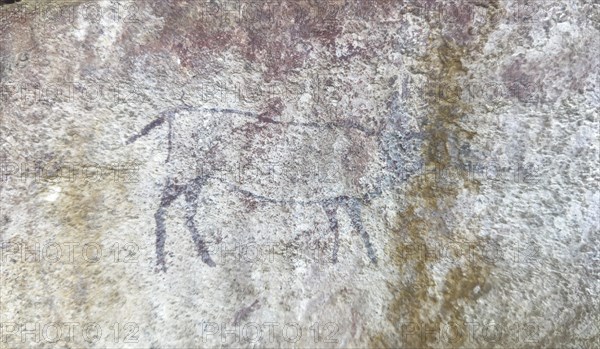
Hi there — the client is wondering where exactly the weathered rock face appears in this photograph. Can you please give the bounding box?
[0,0,598,348]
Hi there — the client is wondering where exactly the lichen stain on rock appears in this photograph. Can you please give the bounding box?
[371,2,501,348]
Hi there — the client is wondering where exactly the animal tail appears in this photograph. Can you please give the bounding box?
[126,115,166,145]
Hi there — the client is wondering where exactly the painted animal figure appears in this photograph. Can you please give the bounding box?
[127,89,421,272]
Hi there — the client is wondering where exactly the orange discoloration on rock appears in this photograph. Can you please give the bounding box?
[372,2,501,348]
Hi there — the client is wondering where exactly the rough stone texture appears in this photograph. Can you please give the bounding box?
[0,0,598,348]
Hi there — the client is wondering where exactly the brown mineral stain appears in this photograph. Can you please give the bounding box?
[371,2,501,348]
[48,146,133,320]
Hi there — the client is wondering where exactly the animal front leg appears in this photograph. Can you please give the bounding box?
[184,176,216,267]
[323,201,341,263]
[154,207,168,272]
[345,198,378,264]
[155,177,184,272]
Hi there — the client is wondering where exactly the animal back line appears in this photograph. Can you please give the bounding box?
[126,105,381,146]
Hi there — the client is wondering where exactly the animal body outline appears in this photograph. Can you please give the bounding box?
[127,91,420,272]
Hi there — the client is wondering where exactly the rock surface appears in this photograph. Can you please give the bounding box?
[0,0,598,348]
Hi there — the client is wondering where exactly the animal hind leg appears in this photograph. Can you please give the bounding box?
[184,176,216,267]
[345,198,377,264]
